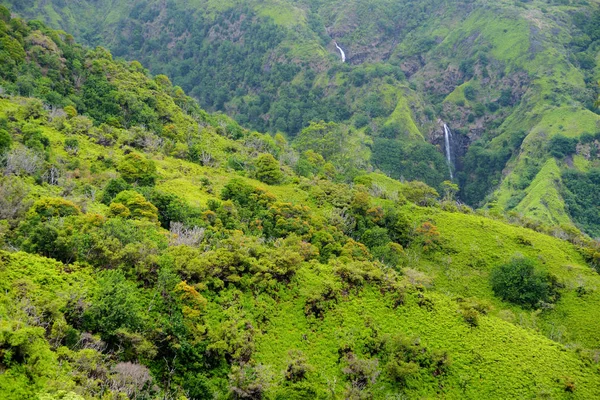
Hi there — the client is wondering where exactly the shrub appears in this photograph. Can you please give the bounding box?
[0,128,11,154]
[84,270,144,341]
[0,176,30,226]
[384,335,451,388]
[255,153,283,184]
[228,364,271,399]
[109,190,159,223]
[342,353,380,397]
[415,222,441,252]
[117,153,157,186]
[64,138,79,154]
[101,178,132,205]
[401,181,439,206]
[464,85,476,101]
[28,197,81,221]
[490,255,560,308]
[284,350,312,382]
[2,147,44,176]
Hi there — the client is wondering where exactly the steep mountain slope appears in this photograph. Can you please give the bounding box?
[1,7,600,399]
[5,0,600,237]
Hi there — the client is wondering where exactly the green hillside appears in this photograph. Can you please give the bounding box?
[4,0,600,237]
[1,4,600,400]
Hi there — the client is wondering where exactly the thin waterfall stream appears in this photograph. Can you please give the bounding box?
[334,41,346,62]
[443,123,454,180]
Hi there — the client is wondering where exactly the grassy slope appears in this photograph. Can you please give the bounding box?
[3,91,600,397]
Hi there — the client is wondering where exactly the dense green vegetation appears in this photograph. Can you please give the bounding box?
[1,3,600,400]
[7,0,600,237]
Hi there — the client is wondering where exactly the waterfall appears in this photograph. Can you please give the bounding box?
[334,41,346,62]
[443,123,454,180]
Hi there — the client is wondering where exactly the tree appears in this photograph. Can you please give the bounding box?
[84,270,144,340]
[548,134,578,158]
[442,180,459,201]
[109,190,159,223]
[490,255,559,308]
[117,153,157,186]
[101,178,132,205]
[28,197,81,221]
[255,153,283,184]
[293,121,347,161]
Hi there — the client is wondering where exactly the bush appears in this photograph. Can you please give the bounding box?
[284,350,312,382]
[117,153,157,186]
[101,178,132,205]
[464,85,476,101]
[109,190,159,223]
[384,335,450,388]
[64,138,79,154]
[490,255,560,308]
[255,153,283,184]
[0,176,30,226]
[84,270,144,341]
[0,129,11,154]
[28,197,81,221]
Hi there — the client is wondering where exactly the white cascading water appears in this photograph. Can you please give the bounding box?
[443,123,454,180]
[334,41,346,62]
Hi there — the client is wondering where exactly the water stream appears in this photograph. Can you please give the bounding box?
[443,123,454,180]
[334,41,346,62]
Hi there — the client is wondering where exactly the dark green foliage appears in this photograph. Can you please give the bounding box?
[81,74,122,125]
[83,269,144,341]
[64,137,79,153]
[548,134,578,158]
[459,130,526,205]
[101,177,132,205]
[498,89,513,106]
[490,256,560,308]
[372,138,448,190]
[142,189,198,229]
[464,85,476,101]
[22,124,50,152]
[379,122,402,138]
[562,168,600,237]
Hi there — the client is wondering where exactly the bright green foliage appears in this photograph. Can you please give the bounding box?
[255,153,283,184]
[0,129,11,154]
[117,153,157,186]
[27,197,81,221]
[109,190,159,223]
[490,256,560,309]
